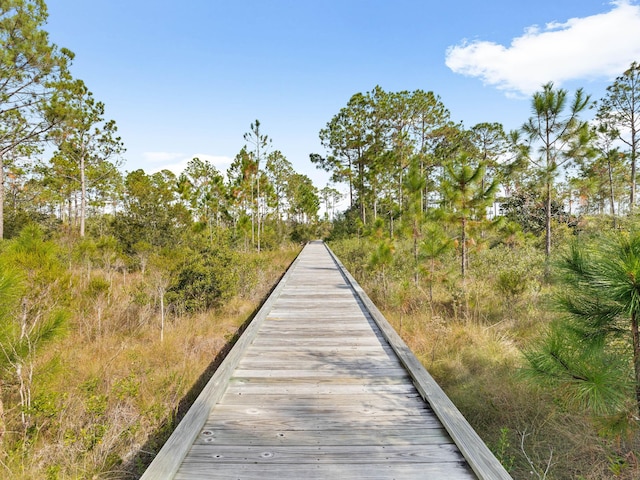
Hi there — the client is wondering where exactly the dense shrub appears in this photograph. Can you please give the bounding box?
[166,245,239,314]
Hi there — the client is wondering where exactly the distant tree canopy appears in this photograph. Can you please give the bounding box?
[1,0,639,260]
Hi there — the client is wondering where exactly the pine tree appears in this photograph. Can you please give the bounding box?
[525,232,640,418]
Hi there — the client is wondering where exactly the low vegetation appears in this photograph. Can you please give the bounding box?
[330,217,640,480]
[0,226,299,479]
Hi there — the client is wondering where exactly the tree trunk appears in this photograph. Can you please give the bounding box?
[631,118,637,209]
[358,160,366,224]
[257,174,261,253]
[608,156,617,228]
[429,257,434,303]
[80,151,86,237]
[413,221,419,286]
[632,311,640,417]
[631,152,636,210]
[545,179,552,258]
[0,153,4,239]
[461,216,467,278]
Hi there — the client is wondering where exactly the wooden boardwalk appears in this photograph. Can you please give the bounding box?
[141,242,511,479]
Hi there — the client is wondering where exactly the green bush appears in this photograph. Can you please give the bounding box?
[290,222,317,244]
[166,245,239,313]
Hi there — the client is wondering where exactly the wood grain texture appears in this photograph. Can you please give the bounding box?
[143,241,509,479]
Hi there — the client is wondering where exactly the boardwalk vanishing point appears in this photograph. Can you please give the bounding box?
[141,241,511,479]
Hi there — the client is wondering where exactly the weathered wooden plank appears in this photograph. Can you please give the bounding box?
[180,443,465,464]
[263,321,372,327]
[199,412,444,431]
[224,383,418,396]
[229,374,411,385]
[207,401,431,416]
[193,426,452,446]
[208,403,435,419]
[174,463,474,480]
[242,344,394,354]
[232,368,408,378]
[250,337,385,346]
[218,393,425,409]
[253,331,383,340]
[236,359,404,370]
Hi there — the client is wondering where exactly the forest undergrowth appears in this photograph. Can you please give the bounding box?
[0,227,300,479]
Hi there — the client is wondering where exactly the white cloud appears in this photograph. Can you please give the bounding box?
[445,1,640,95]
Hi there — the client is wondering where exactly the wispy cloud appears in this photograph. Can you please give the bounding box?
[149,153,233,176]
[142,151,185,164]
[445,1,640,96]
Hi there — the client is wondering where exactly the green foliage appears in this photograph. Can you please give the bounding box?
[496,268,529,300]
[523,231,640,422]
[166,244,239,313]
[0,226,70,369]
[290,222,317,244]
[86,276,109,298]
[287,173,320,223]
[368,240,394,272]
[0,0,75,239]
[0,263,21,327]
[441,153,497,277]
[521,82,591,257]
[46,78,125,237]
[492,428,516,472]
[111,169,191,252]
[326,206,362,240]
[523,321,632,416]
[500,189,572,235]
[112,374,140,401]
[316,87,451,225]
[597,61,640,207]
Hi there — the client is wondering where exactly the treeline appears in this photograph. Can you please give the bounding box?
[1,1,323,248]
[4,112,323,250]
[314,67,638,259]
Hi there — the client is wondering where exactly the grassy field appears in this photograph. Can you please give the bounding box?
[3,231,639,479]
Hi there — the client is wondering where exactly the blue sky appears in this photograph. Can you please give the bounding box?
[43,1,640,192]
